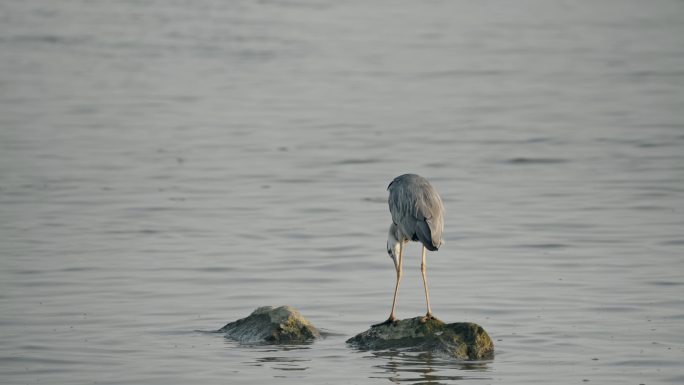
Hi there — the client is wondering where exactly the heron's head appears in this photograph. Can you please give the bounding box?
[387,223,401,267]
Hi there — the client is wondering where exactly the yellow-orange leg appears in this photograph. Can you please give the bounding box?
[420,245,434,321]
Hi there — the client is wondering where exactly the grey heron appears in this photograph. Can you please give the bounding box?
[375,174,445,326]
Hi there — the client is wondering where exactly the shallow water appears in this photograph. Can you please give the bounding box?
[1,0,683,384]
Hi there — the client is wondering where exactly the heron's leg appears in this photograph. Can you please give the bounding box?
[374,242,403,327]
[389,242,404,320]
[420,245,434,321]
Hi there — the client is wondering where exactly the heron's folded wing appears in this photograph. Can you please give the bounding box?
[415,220,439,251]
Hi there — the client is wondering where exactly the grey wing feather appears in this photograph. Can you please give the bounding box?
[415,221,437,251]
[388,174,445,250]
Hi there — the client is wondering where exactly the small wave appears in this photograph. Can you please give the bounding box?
[518,243,568,249]
[647,280,684,287]
[335,158,382,165]
[505,157,568,165]
[362,197,386,204]
[3,34,88,46]
[661,239,684,246]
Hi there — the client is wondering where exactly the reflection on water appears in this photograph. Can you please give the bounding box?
[229,341,314,372]
[251,355,311,372]
[368,350,491,384]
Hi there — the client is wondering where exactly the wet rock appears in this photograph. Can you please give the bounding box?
[219,305,320,344]
[346,317,494,360]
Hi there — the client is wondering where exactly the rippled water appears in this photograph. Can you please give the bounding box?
[1,1,683,384]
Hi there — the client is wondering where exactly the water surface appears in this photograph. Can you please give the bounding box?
[1,1,683,384]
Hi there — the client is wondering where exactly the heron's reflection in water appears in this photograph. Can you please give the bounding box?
[368,350,491,384]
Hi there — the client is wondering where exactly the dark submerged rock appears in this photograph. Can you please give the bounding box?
[346,317,493,360]
[219,305,320,344]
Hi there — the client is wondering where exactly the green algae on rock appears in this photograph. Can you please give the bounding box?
[346,317,493,360]
[219,306,320,344]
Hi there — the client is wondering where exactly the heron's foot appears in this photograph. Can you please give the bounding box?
[372,316,397,327]
[420,313,439,323]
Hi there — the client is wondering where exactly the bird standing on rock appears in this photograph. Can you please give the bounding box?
[375,174,445,327]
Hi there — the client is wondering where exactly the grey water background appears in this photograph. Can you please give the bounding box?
[1,0,683,384]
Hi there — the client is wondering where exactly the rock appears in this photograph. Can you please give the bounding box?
[346,317,494,360]
[219,305,320,344]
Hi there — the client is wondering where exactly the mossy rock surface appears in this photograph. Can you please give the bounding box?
[219,306,320,344]
[346,317,493,360]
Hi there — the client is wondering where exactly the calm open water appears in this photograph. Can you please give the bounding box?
[1,1,683,384]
